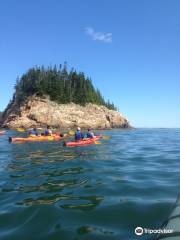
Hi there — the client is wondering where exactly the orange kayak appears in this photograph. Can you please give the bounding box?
[64,135,101,147]
[9,134,63,143]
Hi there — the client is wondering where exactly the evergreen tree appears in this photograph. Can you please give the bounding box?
[13,64,117,110]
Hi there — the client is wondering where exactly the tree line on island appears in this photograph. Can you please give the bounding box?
[0,63,118,123]
[14,63,117,110]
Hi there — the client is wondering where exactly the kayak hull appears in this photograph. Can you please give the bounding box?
[156,195,180,239]
[9,134,62,143]
[65,136,101,147]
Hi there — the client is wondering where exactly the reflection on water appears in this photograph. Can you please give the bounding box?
[0,129,180,239]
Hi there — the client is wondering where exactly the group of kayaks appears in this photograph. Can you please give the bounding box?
[9,135,102,147]
[1,129,104,147]
[7,132,102,147]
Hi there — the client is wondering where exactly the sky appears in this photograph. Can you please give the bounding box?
[0,0,179,127]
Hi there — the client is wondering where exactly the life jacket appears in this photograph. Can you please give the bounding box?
[44,129,51,136]
[86,132,93,138]
[29,130,38,136]
[75,131,84,141]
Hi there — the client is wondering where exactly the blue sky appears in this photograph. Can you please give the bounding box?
[0,0,179,127]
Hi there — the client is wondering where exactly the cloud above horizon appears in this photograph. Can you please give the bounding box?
[85,27,112,43]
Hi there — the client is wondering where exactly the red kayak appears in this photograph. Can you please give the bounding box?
[64,135,101,147]
[0,131,6,135]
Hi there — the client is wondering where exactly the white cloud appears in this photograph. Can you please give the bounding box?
[85,27,112,43]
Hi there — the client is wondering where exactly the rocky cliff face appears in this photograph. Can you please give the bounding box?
[1,96,130,129]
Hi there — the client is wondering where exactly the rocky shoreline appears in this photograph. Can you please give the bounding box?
[1,96,131,130]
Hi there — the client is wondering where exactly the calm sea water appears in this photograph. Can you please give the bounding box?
[0,129,180,240]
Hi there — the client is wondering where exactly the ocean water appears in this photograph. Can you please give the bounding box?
[0,128,180,240]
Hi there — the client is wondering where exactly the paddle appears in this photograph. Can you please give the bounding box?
[27,127,43,131]
[102,135,111,140]
[68,130,75,136]
[16,128,25,132]
[94,135,111,144]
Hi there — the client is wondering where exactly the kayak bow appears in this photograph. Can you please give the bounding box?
[156,196,180,240]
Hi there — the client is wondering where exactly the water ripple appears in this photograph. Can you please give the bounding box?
[0,129,180,239]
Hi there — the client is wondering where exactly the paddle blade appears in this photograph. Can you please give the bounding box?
[94,141,101,144]
[29,134,37,137]
[68,130,75,136]
[102,136,111,140]
[17,128,25,132]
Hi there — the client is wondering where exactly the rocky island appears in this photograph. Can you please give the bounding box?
[1,64,130,129]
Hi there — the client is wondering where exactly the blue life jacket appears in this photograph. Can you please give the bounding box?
[29,130,38,136]
[44,130,50,136]
[86,132,93,138]
[75,131,84,141]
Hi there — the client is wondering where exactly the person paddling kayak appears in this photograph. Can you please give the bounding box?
[86,128,95,138]
[75,127,84,141]
[44,126,52,136]
[28,127,39,136]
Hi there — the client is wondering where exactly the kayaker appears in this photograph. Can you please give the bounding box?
[44,126,52,136]
[86,128,95,138]
[28,127,39,136]
[75,127,84,141]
